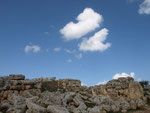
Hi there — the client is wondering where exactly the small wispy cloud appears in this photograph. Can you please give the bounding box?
[44,32,50,36]
[54,47,61,52]
[67,58,72,63]
[64,49,76,54]
[49,25,55,29]
[24,45,41,53]
[75,53,83,59]
[127,0,140,3]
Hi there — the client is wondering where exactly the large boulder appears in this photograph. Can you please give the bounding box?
[26,97,46,113]
[40,91,63,105]
[92,95,111,105]
[0,100,13,113]
[73,103,87,113]
[128,82,144,100]
[13,94,27,113]
[62,92,76,106]
[9,74,25,80]
[87,106,102,113]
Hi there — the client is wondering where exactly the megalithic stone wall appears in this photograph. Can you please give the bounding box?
[91,77,144,100]
[0,75,82,104]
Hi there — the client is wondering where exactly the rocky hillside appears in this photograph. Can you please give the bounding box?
[0,75,150,113]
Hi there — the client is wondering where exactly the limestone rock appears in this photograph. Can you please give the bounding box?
[58,79,81,89]
[13,94,26,113]
[47,105,69,113]
[73,94,84,107]
[128,82,144,100]
[0,75,148,113]
[9,75,25,80]
[137,99,145,108]
[26,97,46,113]
[0,100,13,113]
[62,92,76,106]
[87,106,102,113]
[130,100,137,110]
[73,103,87,113]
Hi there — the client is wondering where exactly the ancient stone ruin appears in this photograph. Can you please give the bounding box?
[0,74,150,113]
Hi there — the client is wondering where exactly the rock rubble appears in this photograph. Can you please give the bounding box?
[0,74,150,113]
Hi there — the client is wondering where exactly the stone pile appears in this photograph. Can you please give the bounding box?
[0,75,150,113]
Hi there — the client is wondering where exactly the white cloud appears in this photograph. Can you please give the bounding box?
[97,80,108,85]
[54,47,61,52]
[67,58,72,63]
[139,0,150,14]
[113,72,135,79]
[60,8,103,40]
[79,28,111,52]
[75,53,83,59]
[64,49,76,53]
[24,45,40,53]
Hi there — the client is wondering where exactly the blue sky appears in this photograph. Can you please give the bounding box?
[0,0,150,86]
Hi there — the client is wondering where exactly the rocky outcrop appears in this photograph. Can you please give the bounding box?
[91,77,144,101]
[0,74,149,113]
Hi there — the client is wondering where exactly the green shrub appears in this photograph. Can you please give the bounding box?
[139,81,149,88]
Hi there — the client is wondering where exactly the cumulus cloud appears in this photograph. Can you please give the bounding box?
[60,8,103,40]
[79,28,111,52]
[139,0,150,14]
[75,53,83,59]
[113,72,135,79]
[24,45,40,53]
[54,47,61,52]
